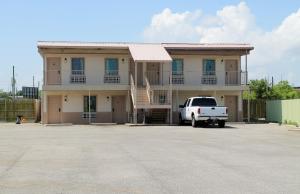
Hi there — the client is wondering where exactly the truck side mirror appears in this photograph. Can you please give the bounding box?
[179,105,184,108]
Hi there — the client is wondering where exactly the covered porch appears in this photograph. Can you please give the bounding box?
[128,44,174,124]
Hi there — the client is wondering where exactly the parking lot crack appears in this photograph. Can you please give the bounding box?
[117,144,172,194]
[0,147,29,180]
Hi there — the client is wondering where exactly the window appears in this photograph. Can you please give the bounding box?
[183,99,188,107]
[191,98,217,107]
[203,59,215,75]
[105,58,119,75]
[172,59,183,75]
[186,99,191,107]
[71,58,85,75]
[83,96,96,112]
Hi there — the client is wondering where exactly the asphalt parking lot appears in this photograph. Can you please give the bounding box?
[0,123,299,194]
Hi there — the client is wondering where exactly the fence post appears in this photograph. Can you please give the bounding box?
[4,99,7,122]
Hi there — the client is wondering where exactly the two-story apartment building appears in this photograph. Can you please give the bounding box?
[38,41,253,124]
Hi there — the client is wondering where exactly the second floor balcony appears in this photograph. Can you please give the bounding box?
[44,69,247,88]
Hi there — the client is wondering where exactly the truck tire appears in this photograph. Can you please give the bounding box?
[218,120,225,128]
[192,115,198,128]
[179,114,184,125]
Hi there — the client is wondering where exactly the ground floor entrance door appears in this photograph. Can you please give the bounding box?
[112,96,127,124]
[224,95,238,122]
[48,95,62,124]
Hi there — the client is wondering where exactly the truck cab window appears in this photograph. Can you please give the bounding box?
[187,99,191,107]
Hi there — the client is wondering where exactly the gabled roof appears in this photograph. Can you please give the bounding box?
[129,44,172,62]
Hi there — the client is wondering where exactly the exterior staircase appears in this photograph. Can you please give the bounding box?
[136,88,150,106]
[130,73,172,123]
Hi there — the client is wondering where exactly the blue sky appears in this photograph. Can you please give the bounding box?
[1,0,300,91]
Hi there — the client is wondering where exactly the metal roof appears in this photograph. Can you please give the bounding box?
[38,41,254,51]
[162,43,254,50]
[129,44,172,62]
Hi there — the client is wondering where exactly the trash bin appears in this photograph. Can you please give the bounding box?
[16,115,22,124]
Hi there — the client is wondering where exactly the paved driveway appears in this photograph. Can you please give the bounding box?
[0,123,299,194]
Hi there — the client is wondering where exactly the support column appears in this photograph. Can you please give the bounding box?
[245,53,248,85]
[127,90,130,123]
[89,90,91,124]
[134,62,138,124]
[246,53,250,123]
[169,62,173,124]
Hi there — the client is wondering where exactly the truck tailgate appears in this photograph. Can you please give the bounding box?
[199,107,227,117]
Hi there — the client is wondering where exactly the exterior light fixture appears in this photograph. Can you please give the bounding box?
[64,58,67,63]
[64,95,68,102]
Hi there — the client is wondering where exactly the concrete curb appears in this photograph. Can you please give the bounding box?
[125,123,178,127]
[45,123,73,126]
[90,123,117,126]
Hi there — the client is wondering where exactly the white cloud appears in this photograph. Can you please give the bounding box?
[143,2,300,85]
[143,8,201,42]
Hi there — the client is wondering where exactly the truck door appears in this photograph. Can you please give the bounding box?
[185,99,192,120]
[181,99,188,120]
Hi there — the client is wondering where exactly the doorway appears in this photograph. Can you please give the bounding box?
[47,95,62,124]
[112,96,127,124]
[47,57,61,85]
[224,96,238,122]
[146,63,160,85]
[225,60,238,85]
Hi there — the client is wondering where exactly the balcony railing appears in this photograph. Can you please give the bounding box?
[172,71,184,84]
[104,70,120,83]
[70,70,86,84]
[44,70,247,86]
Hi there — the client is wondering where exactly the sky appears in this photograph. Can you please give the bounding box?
[0,0,300,91]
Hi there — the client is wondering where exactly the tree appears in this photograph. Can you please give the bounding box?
[0,90,10,99]
[247,79,272,99]
[243,79,299,100]
[271,81,299,100]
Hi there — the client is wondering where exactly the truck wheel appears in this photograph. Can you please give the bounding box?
[218,120,225,128]
[192,116,198,128]
[179,115,184,125]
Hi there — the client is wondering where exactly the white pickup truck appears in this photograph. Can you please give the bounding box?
[179,97,228,128]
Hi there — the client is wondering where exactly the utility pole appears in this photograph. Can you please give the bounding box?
[12,66,16,99]
[12,66,16,121]
[271,76,274,88]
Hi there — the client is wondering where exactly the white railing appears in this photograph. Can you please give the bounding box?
[44,70,246,86]
[104,70,120,84]
[70,75,86,84]
[151,89,171,105]
[130,74,136,107]
[144,73,171,106]
[145,76,153,103]
[70,70,86,84]
[172,73,184,84]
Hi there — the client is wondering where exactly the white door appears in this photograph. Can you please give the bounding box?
[185,99,192,120]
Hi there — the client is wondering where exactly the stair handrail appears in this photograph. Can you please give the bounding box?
[145,75,153,104]
[130,74,136,107]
